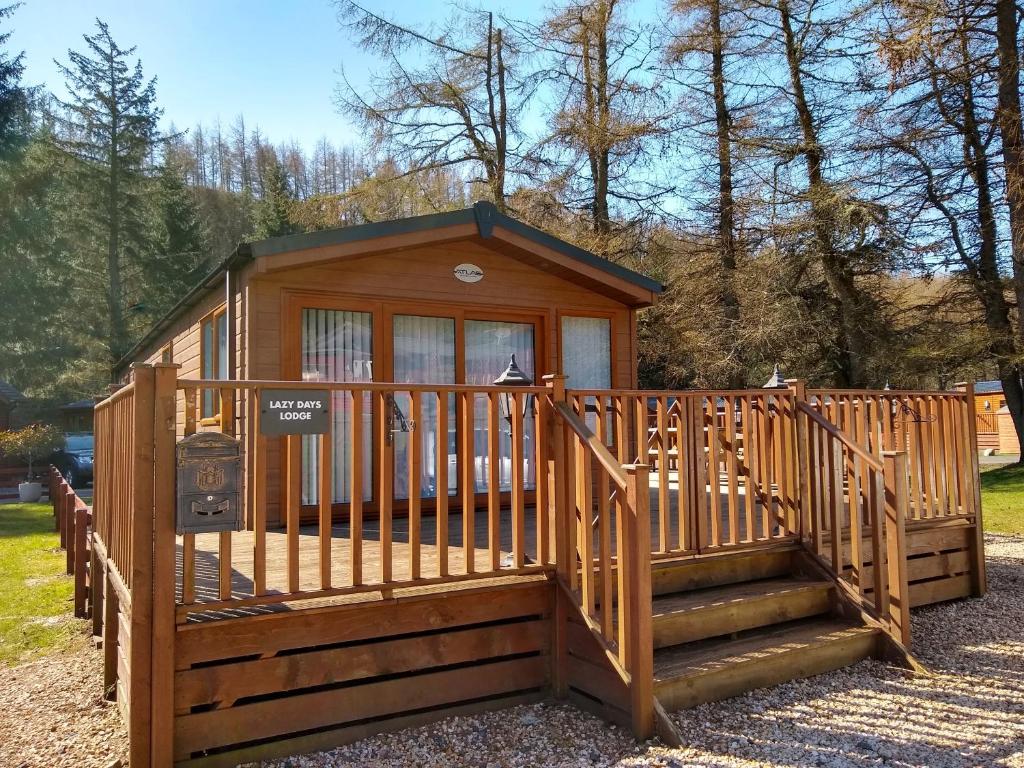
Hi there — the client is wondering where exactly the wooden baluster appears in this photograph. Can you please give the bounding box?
[565,421,578,593]
[871,462,887,618]
[706,396,721,547]
[460,391,476,574]
[577,435,595,618]
[595,397,612,634]
[350,390,364,586]
[487,392,501,570]
[253,394,267,596]
[378,391,394,584]
[741,396,755,542]
[511,392,526,568]
[182,388,197,604]
[849,452,863,594]
[534,393,548,566]
[829,435,844,573]
[676,397,691,551]
[407,391,421,581]
[435,391,448,577]
[285,433,301,593]
[219,390,234,600]
[694,396,709,549]
[655,396,669,553]
[942,397,958,515]
[318,419,333,590]
[725,397,740,545]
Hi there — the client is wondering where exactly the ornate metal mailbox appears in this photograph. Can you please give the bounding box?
[176,432,242,534]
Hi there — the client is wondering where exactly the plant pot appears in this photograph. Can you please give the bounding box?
[18,481,42,503]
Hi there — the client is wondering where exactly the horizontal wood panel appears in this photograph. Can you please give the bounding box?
[909,574,972,608]
[905,525,971,556]
[176,619,548,708]
[176,581,550,668]
[177,691,546,768]
[567,654,628,711]
[174,655,549,758]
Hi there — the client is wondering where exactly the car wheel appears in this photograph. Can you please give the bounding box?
[64,468,78,489]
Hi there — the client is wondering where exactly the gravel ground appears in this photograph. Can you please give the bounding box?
[2,535,1020,768]
[0,631,128,768]
[256,534,1024,768]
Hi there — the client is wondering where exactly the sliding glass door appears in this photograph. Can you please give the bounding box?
[465,320,537,492]
[392,315,457,500]
[300,308,373,505]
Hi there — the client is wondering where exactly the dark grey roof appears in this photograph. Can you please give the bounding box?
[60,399,96,410]
[249,201,664,294]
[115,202,663,375]
[0,380,24,404]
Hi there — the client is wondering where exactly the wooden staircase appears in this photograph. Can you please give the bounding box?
[648,548,883,712]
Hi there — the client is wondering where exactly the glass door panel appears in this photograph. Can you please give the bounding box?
[464,320,537,492]
[392,315,457,500]
[300,308,373,505]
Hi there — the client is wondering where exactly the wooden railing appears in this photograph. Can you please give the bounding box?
[796,399,911,645]
[175,378,553,616]
[808,389,979,521]
[976,411,999,434]
[547,377,654,738]
[566,388,800,555]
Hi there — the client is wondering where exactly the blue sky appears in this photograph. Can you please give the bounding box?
[7,0,560,150]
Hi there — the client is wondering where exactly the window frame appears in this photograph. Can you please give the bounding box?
[200,305,228,422]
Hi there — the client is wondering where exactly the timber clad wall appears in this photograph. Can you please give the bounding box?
[171,581,552,767]
[251,240,638,525]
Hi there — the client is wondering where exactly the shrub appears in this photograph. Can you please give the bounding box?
[0,424,64,480]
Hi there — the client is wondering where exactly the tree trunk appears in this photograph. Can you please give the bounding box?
[778,0,866,386]
[994,0,1024,351]
[710,0,743,387]
[106,60,126,366]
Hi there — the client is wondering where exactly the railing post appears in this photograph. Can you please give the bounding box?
[624,463,654,740]
[788,380,808,540]
[129,363,156,768]
[74,504,88,618]
[883,451,911,647]
[151,363,179,768]
[964,382,987,596]
[64,487,75,575]
[542,374,569,698]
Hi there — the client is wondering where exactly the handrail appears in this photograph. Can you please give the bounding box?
[553,400,629,492]
[798,400,883,471]
[177,378,547,394]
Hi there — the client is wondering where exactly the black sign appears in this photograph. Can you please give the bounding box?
[259,389,330,435]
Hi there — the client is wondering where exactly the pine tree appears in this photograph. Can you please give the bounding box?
[52,19,162,365]
[0,3,27,156]
[253,156,297,238]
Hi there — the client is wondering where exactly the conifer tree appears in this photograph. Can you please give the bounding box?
[52,19,162,364]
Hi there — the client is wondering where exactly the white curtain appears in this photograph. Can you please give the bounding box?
[465,320,536,492]
[561,316,611,389]
[301,309,373,505]
[392,315,456,500]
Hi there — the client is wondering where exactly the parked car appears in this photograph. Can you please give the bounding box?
[51,432,94,488]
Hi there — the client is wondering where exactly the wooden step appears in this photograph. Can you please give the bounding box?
[654,619,880,711]
[652,578,834,648]
[651,546,797,596]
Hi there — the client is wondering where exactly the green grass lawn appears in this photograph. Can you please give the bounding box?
[0,501,77,665]
[980,463,1024,535]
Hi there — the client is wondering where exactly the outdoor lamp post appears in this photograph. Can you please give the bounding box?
[493,354,534,429]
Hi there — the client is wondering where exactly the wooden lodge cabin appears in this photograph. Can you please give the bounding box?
[79,202,986,767]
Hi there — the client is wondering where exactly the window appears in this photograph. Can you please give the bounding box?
[160,342,173,364]
[200,307,228,419]
[561,316,611,389]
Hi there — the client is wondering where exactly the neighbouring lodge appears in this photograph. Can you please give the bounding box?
[66,202,985,767]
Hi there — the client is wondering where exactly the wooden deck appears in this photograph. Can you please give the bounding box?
[178,475,786,621]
